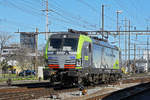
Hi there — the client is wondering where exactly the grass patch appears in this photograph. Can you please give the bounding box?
[0,74,38,82]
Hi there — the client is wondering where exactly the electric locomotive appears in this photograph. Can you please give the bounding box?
[44,30,122,85]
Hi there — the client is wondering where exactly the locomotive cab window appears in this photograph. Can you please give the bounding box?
[49,38,78,51]
[50,38,62,49]
[63,38,78,51]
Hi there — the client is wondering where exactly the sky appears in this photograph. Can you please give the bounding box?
[0,0,150,59]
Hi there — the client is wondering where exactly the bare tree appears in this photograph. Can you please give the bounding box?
[13,48,33,70]
[0,32,12,52]
[0,33,12,75]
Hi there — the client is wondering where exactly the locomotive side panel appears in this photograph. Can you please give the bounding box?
[102,46,119,69]
[92,43,102,68]
[112,49,119,69]
[92,41,120,70]
[81,42,92,68]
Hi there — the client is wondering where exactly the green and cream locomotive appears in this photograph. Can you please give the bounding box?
[44,30,121,85]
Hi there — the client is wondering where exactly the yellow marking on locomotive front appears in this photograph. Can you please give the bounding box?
[76,35,92,59]
[84,56,89,61]
[76,67,82,69]
[113,60,119,69]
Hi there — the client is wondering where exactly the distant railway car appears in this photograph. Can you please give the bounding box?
[44,31,122,85]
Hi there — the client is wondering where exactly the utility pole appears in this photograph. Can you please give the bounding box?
[116,10,122,48]
[128,20,131,73]
[134,33,137,74]
[46,0,49,40]
[118,26,122,67]
[42,0,50,40]
[34,28,38,72]
[124,18,128,63]
[134,43,136,73]
[147,37,149,72]
[101,4,104,38]
[139,48,140,59]
[122,18,128,67]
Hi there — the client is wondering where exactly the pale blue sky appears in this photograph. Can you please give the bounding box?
[0,0,150,57]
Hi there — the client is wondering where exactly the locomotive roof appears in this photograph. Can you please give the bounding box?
[49,32,80,38]
[49,32,119,50]
[92,38,119,50]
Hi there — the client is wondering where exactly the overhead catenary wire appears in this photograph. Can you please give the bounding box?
[19,0,42,13]
[76,0,99,13]
[1,0,45,30]
[8,0,98,30]
[47,6,97,30]
[48,14,96,30]
[4,0,41,16]
[2,0,101,31]
[49,0,99,29]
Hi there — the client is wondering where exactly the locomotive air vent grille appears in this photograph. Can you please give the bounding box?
[48,59,57,61]
[48,61,58,64]
[48,59,58,64]
[65,59,76,64]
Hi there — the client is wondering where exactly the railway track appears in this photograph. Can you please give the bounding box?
[83,76,150,100]
[0,88,50,100]
[86,82,150,100]
[0,76,150,100]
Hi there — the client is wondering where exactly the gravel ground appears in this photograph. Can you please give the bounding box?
[37,83,140,100]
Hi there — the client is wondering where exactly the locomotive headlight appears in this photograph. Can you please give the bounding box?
[76,59,81,66]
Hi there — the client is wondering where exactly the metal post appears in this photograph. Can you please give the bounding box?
[139,48,140,59]
[128,20,131,73]
[125,19,127,64]
[41,0,50,40]
[117,12,119,33]
[101,4,104,38]
[119,26,121,48]
[116,10,122,48]
[117,11,119,48]
[147,37,149,72]
[122,18,128,66]
[35,28,38,72]
[118,26,122,67]
[134,43,136,73]
[46,0,49,40]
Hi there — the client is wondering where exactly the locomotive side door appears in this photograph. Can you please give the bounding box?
[81,42,92,68]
